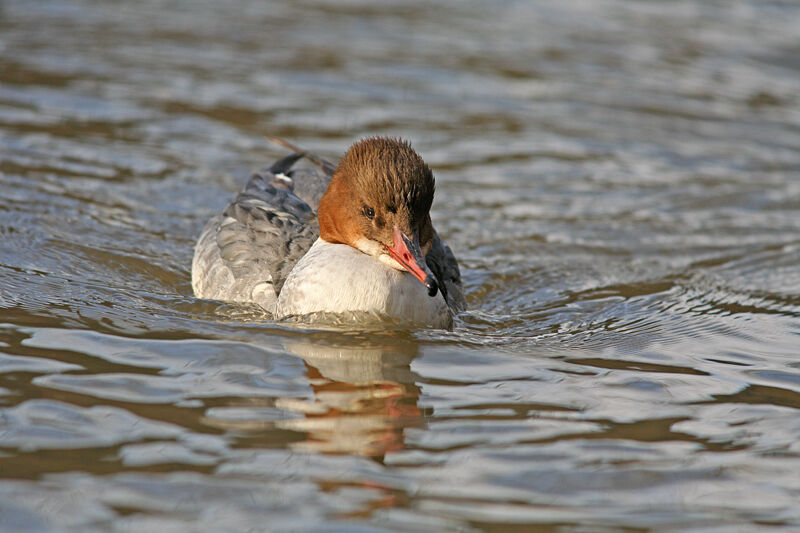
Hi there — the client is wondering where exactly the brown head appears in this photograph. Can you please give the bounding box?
[317,137,439,296]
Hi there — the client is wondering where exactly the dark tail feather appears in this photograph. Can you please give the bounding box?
[268,152,306,175]
[265,135,337,176]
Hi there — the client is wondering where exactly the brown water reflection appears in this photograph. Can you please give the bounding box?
[203,338,424,458]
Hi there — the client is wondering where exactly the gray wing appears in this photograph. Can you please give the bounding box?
[426,231,466,313]
[192,154,331,311]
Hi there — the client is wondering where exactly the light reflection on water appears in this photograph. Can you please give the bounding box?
[2,0,800,530]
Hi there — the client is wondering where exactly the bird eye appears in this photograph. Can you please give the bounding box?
[363,205,375,219]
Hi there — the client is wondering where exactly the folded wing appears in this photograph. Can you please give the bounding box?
[191,153,330,311]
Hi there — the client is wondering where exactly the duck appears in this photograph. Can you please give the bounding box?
[191,136,465,329]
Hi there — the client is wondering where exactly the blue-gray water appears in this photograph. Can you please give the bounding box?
[2,0,800,531]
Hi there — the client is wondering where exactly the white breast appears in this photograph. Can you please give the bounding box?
[274,239,451,329]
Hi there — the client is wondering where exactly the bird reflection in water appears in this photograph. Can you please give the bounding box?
[201,332,426,460]
[276,335,425,458]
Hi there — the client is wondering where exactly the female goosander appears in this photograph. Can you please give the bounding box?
[192,137,464,329]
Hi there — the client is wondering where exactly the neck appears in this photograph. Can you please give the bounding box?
[317,175,350,245]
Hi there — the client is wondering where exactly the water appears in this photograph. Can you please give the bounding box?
[2,0,800,530]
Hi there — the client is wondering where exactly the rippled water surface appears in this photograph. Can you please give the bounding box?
[2,0,800,531]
